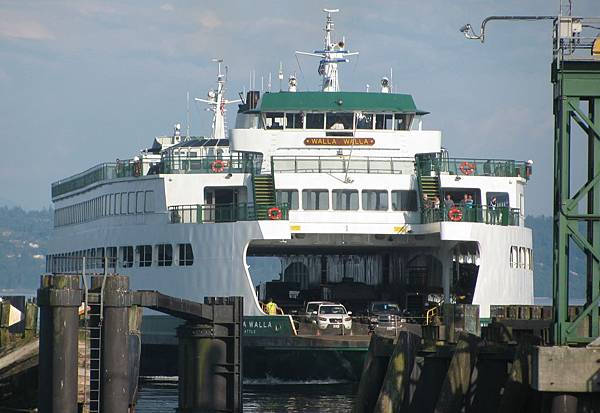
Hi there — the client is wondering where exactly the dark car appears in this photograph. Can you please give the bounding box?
[367,301,413,333]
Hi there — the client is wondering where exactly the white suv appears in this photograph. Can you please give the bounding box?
[316,303,352,331]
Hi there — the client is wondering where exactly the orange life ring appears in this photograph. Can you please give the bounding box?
[267,207,282,220]
[448,207,463,222]
[211,160,225,173]
[459,161,476,175]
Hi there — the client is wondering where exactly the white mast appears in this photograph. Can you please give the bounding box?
[195,59,241,139]
[296,9,358,92]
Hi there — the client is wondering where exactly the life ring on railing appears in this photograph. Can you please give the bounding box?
[267,207,282,220]
[211,160,225,173]
[459,161,476,175]
[448,207,463,222]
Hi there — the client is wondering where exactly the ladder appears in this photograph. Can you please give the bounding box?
[81,264,107,413]
[252,174,276,219]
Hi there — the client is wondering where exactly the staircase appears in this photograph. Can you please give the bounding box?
[415,153,442,222]
[252,174,276,219]
[420,175,441,200]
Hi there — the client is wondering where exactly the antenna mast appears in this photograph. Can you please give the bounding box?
[296,9,359,92]
[195,59,241,139]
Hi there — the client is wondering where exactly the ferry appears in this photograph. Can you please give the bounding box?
[47,9,534,378]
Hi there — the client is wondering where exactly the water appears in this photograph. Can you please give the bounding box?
[135,377,356,412]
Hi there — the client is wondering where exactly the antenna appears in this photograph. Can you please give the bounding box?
[278,62,284,91]
[295,8,359,92]
[186,91,190,138]
[390,68,393,93]
[268,72,272,92]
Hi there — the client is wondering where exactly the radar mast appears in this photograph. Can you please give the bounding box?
[296,9,359,92]
[195,59,241,139]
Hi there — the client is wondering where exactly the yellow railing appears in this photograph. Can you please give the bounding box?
[425,305,439,325]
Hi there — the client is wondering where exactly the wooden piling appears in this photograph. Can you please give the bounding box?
[23,301,38,341]
[0,300,10,347]
[433,333,482,413]
[353,335,395,413]
[373,331,420,413]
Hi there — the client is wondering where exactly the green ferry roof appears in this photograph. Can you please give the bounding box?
[256,91,428,115]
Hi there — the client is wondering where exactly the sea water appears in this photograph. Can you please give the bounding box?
[135,377,356,412]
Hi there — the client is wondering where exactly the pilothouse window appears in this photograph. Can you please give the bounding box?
[265,113,285,129]
[326,113,354,130]
[306,113,325,129]
[375,114,394,130]
[356,113,373,129]
[285,113,304,129]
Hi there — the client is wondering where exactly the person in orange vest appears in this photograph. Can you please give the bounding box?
[265,298,278,315]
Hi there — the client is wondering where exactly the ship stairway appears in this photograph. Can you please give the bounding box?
[415,152,442,215]
[81,274,107,413]
[252,174,276,219]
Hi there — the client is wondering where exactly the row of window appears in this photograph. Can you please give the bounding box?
[510,246,533,270]
[46,243,194,272]
[54,190,155,227]
[263,112,413,131]
[276,189,418,212]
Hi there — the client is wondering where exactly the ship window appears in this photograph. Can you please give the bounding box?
[510,246,518,268]
[332,189,359,210]
[356,113,374,129]
[128,192,136,214]
[302,189,329,210]
[157,244,173,267]
[375,114,394,130]
[519,247,526,269]
[121,246,133,268]
[391,190,418,211]
[362,190,388,211]
[265,112,285,129]
[276,190,299,210]
[144,191,154,213]
[285,113,304,129]
[137,245,152,267]
[106,247,117,268]
[326,113,354,130]
[120,192,127,214]
[178,243,194,266]
[136,192,144,213]
[306,113,325,129]
[394,114,412,131]
[115,193,121,214]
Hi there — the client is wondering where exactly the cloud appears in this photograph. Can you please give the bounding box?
[0,13,54,40]
[198,11,222,31]
[160,3,174,12]
[74,2,121,16]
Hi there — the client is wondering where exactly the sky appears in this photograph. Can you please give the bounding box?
[0,0,598,215]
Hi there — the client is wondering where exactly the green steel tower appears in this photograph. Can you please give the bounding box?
[552,17,600,345]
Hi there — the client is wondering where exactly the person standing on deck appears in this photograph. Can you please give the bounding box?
[266,298,279,315]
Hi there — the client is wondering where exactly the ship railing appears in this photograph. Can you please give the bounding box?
[51,158,157,199]
[168,202,289,224]
[272,155,415,175]
[416,156,531,180]
[421,205,521,226]
[160,153,262,174]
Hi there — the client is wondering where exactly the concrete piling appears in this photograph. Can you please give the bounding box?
[92,275,132,413]
[37,274,82,413]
